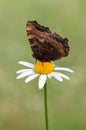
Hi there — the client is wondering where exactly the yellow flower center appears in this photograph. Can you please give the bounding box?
[34,61,54,74]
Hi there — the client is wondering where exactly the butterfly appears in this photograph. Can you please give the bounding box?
[26,20,70,62]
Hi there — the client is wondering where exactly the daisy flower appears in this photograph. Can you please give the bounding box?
[16,61,74,89]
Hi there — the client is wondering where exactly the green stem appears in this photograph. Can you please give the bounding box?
[44,82,49,130]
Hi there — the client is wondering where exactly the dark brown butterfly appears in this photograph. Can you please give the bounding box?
[26,20,70,62]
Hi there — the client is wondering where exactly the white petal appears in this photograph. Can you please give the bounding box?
[38,75,47,89]
[25,74,39,83]
[54,67,74,73]
[53,72,64,81]
[47,72,53,78]
[16,69,35,79]
[16,69,30,74]
[18,61,34,68]
[49,72,63,82]
[58,73,70,80]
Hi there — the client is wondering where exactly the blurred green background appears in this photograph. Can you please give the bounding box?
[0,0,86,130]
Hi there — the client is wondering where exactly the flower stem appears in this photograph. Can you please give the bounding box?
[44,82,49,130]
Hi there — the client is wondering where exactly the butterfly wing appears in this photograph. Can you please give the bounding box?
[26,21,70,61]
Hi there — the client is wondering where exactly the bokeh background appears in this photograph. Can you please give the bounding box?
[0,0,86,130]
